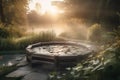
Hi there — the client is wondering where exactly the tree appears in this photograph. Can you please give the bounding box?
[0,0,28,25]
[59,0,120,25]
[104,0,120,29]
[0,0,5,23]
[61,0,101,19]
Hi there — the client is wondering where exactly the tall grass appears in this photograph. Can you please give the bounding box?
[0,31,57,51]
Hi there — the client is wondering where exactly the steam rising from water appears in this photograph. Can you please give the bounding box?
[26,19,89,40]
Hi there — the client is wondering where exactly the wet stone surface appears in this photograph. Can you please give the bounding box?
[6,69,31,77]
[6,64,54,80]
[0,54,25,66]
[6,58,55,80]
[22,72,48,80]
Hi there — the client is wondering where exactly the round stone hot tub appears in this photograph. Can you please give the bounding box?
[26,41,92,67]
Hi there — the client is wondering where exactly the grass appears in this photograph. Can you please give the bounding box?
[0,31,58,51]
[0,24,62,51]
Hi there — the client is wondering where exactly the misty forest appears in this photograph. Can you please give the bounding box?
[0,0,120,80]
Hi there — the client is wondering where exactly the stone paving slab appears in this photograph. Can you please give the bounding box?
[19,66,33,71]
[6,65,35,76]
[6,64,50,80]
[6,69,31,77]
[17,57,28,67]
[22,72,48,80]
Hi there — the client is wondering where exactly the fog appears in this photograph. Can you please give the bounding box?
[26,18,89,40]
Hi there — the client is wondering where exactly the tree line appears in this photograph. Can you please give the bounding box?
[0,0,119,28]
[0,0,28,25]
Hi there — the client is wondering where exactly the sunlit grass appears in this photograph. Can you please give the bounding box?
[0,31,57,51]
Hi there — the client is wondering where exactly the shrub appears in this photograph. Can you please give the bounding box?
[88,23,103,42]
[0,24,25,38]
[0,38,16,50]
[49,40,120,80]
[6,26,25,38]
[109,26,120,40]
[0,28,10,38]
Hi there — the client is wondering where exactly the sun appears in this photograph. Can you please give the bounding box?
[29,0,64,15]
